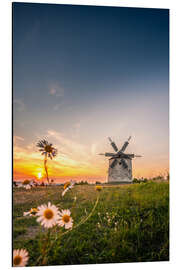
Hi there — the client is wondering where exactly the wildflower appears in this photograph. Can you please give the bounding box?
[30,181,35,187]
[62,180,75,196]
[36,202,59,228]
[64,181,71,190]
[95,185,102,192]
[25,184,31,190]
[13,249,29,267]
[23,208,38,217]
[17,183,23,188]
[57,209,73,229]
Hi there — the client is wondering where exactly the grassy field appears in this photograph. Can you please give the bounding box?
[13,181,169,266]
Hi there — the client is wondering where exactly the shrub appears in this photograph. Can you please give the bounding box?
[23,179,30,185]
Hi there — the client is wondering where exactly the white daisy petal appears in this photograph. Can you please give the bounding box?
[62,181,75,196]
[13,249,29,267]
[23,211,30,216]
[57,209,73,230]
[66,209,71,216]
[36,202,59,228]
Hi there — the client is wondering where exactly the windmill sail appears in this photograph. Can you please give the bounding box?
[99,153,116,157]
[104,153,117,157]
[120,158,128,169]
[108,137,118,152]
[119,136,131,153]
[110,159,118,168]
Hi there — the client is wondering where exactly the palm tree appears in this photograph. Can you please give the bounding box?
[36,139,58,184]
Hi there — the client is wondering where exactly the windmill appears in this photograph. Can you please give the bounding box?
[99,136,141,183]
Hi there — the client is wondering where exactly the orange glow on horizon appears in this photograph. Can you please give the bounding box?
[13,133,169,183]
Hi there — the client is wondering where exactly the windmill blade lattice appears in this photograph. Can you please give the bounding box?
[108,137,118,152]
[120,158,128,169]
[110,159,118,168]
[119,136,131,153]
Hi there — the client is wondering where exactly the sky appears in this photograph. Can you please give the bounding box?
[13,3,169,183]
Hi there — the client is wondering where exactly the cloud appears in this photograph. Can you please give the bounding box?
[46,129,88,161]
[73,123,81,129]
[49,88,57,95]
[14,99,25,112]
[13,129,106,181]
[13,136,39,160]
[49,83,64,97]
[71,122,81,139]
[13,129,168,182]
[13,135,24,144]
[37,129,105,171]
[91,143,97,155]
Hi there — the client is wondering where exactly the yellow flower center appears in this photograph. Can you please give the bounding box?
[30,208,38,215]
[64,182,70,190]
[43,209,54,220]
[95,185,102,191]
[62,214,70,223]
[14,255,22,266]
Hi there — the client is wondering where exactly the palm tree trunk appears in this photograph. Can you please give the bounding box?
[44,155,49,184]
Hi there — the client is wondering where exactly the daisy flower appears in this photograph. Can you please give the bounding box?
[57,209,73,229]
[25,184,31,190]
[13,249,29,267]
[29,181,35,187]
[95,185,102,192]
[36,202,59,228]
[62,180,75,196]
[23,208,38,217]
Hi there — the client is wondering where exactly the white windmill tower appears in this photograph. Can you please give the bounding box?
[99,136,141,183]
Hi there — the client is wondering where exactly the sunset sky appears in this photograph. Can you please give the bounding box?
[13,3,169,183]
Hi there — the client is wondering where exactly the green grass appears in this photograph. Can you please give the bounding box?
[13,181,169,265]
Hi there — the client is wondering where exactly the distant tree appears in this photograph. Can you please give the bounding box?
[77,181,88,185]
[23,179,30,185]
[13,181,17,187]
[133,178,139,183]
[95,181,101,185]
[133,178,148,184]
[36,139,58,184]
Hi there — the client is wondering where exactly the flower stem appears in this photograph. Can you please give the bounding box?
[49,194,100,246]
[61,193,100,237]
[34,192,101,266]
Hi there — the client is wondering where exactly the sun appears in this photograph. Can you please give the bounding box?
[37,172,42,179]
